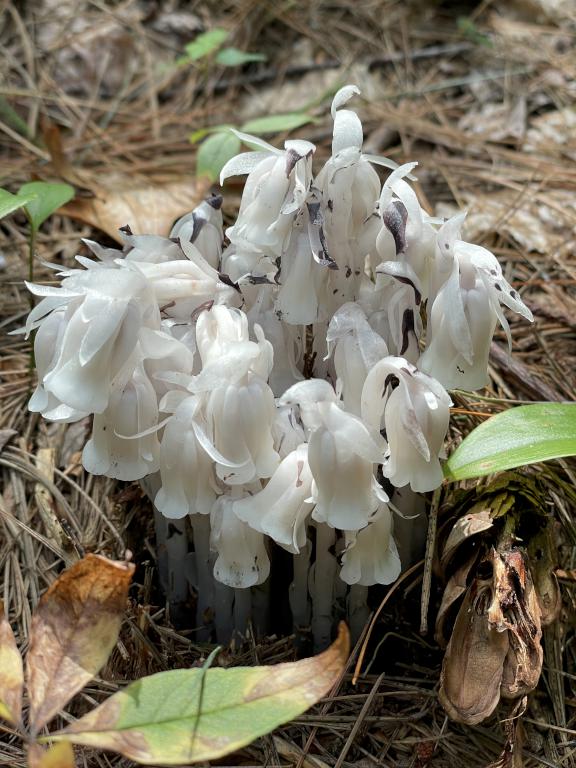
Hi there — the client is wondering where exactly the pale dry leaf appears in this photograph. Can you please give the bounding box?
[0,600,24,726]
[61,178,210,242]
[439,578,509,725]
[26,554,134,734]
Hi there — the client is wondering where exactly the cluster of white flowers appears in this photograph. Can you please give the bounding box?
[25,86,532,603]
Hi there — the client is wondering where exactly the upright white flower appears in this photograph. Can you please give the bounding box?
[362,356,451,492]
[315,86,401,310]
[233,444,313,553]
[210,494,270,588]
[170,193,224,270]
[340,503,401,586]
[220,132,315,281]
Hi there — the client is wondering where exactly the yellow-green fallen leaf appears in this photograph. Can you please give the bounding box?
[52,623,350,765]
[28,742,76,768]
[26,554,134,734]
[0,600,23,726]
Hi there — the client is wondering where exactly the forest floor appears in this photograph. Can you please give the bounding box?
[1,1,576,766]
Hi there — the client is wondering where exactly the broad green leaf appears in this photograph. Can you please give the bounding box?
[53,624,350,765]
[0,600,23,726]
[26,554,134,733]
[18,181,74,232]
[184,28,228,61]
[241,112,315,134]
[0,188,37,221]
[445,403,576,481]
[216,48,267,67]
[197,132,241,182]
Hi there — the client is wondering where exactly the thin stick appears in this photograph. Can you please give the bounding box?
[420,487,441,635]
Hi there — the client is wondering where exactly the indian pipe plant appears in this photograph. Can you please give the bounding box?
[21,86,537,656]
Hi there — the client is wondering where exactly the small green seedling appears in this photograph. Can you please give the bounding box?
[0,181,74,283]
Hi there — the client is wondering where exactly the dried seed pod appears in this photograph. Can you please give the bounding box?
[499,553,543,699]
[528,525,561,627]
[439,577,509,725]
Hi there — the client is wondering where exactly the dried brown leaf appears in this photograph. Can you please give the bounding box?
[439,580,509,725]
[440,510,493,571]
[0,600,24,726]
[61,177,210,242]
[435,557,477,648]
[26,554,134,734]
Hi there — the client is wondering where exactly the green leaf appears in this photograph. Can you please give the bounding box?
[184,28,228,61]
[241,112,315,135]
[216,48,267,67]
[196,132,241,182]
[0,188,37,221]
[189,124,233,144]
[51,624,350,765]
[444,403,576,481]
[18,181,74,232]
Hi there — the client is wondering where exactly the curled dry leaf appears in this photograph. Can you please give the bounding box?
[0,600,24,726]
[440,509,493,571]
[435,557,478,648]
[26,554,134,734]
[52,623,350,765]
[489,549,543,700]
[61,177,210,242]
[439,579,509,725]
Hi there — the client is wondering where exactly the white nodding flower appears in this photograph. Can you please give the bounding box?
[154,394,216,518]
[220,131,316,280]
[420,231,534,391]
[233,444,313,554]
[129,254,235,320]
[362,356,452,493]
[340,503,401,586]
[247,288,304,396]
[280,380,386,530]
[367,261,423,363]
[170,194,224,270]
[210,494,270,588]
[121,231,185,264]
[28,309,89,423]
[82,363,160,481]
[203,376,280,485]
[25,265,159,415]
[326,302,388,415]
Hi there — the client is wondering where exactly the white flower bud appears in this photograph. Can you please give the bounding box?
[210,494,270,588]
[362,356,451,492]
